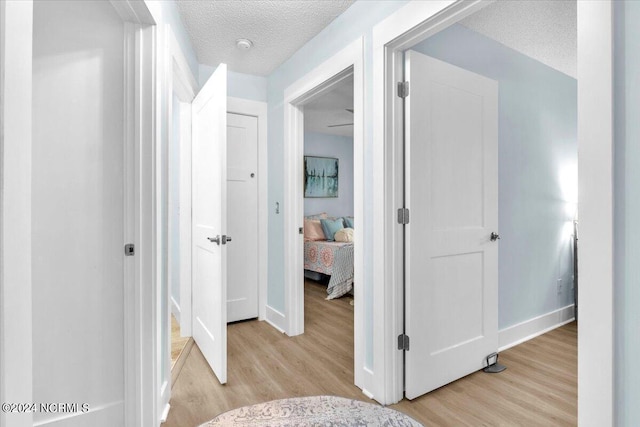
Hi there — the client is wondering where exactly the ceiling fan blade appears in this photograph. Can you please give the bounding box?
[327,123,354,128]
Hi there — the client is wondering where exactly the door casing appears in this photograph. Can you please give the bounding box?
[227,97,269,322]
[282,37,368,394]
[0,2,156,426]
[372,1,615,424]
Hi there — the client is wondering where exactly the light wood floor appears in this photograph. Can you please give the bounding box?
[164,281,576,426]
[171,314,191,368]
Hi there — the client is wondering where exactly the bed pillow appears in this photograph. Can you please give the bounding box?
[343,216,354,229]
[334,227,354,242]
[320,218,345,241]
[304,219,325,241]
[305,212,328,220]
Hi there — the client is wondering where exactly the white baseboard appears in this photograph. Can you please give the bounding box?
[160,403,170,423]
[171,297,181,324]
[362,388,374,399]
[265,305,286,334]
[499,304,575,352]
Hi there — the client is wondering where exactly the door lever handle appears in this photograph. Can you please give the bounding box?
[490,232,500,241]
[207,235,221,245]
[222,235,232,244]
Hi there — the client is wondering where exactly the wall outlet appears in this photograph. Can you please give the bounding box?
[557,278,563,295]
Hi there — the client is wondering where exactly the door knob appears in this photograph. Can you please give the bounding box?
[207,235,221,245]
[490,232,500,241]
[222,235,232,244]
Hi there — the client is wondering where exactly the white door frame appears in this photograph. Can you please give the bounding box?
[372,1,614,423]
[283,37,367,392]
[0,2,156,426]
[163,24,198,336]
[0,2,34,426]
[156,23,199,422]
[227,96,269,321]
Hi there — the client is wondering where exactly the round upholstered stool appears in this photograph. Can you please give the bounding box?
[200,395,423,427]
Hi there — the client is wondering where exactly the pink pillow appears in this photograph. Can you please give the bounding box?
[304,219,325,241]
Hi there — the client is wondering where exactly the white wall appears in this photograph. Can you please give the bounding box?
[412,24,577,330]
[304,132,354,218]
[32,1,125,425]
[200,65,268,102]
[267,0,410,370]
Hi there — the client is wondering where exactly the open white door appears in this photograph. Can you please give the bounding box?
[192,63,228,384]
[404,51,499,399]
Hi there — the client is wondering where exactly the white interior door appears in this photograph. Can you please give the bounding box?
[192,63,228,384]
[31,1,128,425]
[227,113,259,323]
[404,51,499,400]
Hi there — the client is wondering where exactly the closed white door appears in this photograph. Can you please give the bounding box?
[404,51,499,399]
[227,113,259,323]
[31,1,128,425]
[192,63,228,384]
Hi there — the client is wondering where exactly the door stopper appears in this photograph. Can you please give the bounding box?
[483,352,506,373]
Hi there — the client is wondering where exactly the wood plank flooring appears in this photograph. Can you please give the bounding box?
[163,280,576,426]
[171,314,191,368]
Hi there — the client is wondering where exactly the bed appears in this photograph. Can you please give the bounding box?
[304,240,354,299]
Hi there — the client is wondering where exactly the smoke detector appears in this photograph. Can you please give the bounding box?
[235,39,253,50]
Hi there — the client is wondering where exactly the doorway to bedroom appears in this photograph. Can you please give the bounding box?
[302,74,355,364]
[282,38,366,392]
[303,75,355,300]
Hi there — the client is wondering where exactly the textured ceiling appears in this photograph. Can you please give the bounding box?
[459,0,576,78]
[176,0,355,76]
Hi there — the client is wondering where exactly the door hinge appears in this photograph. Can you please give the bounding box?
[397,208,410,225]
[398,333,410,351]
[397,81,409,98]
[124,243,135,256]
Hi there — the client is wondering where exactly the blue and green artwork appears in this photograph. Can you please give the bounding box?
[304,156,338,198]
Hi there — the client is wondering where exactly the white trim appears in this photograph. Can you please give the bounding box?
[577,2,614,425]
[227,96,269,322]
[283,37,366,393]
[498,305,575,352]
[109,0,154,25]
[373,0,613,416]
[265,305,287,334]
[160,403,171,423]
[155,24,198,426]
[154,24,170,423]
[0,2,34,426]
[171,296,181,324]
[115,4,159,426]
[371,0,487,405]
[178,102,193,338]
[166,26,198,341]
[132,22,157,427]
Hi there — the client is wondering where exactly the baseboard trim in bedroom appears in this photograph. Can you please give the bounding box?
[265,305,287,334]
[498,304,575,352]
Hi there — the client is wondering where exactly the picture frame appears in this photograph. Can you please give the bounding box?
[304,156,339,198]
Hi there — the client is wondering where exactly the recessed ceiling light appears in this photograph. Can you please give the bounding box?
[236,39,253,50]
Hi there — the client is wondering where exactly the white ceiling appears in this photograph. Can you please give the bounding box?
[176,0,355,76]
[304,77,354,137]
[459,0,576,78]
